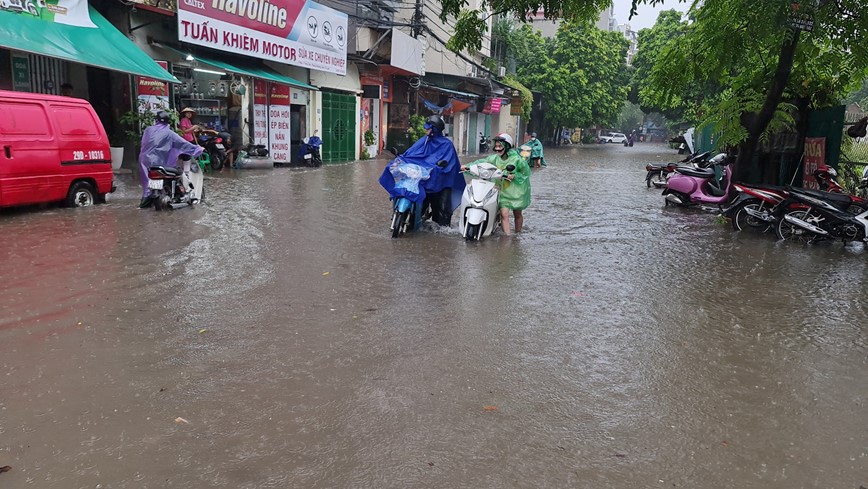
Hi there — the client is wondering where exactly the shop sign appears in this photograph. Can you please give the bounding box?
[803,137,825,189]
[482,97,501,115]
[178,0,348,75]
[290,87,309,105]
[510,96,522,116]
[382,78,391,103]
[3,0,96,27]
[253,79,269,146]
[269,83,291,163]
[136,61,170,114]
[11,54,30,92]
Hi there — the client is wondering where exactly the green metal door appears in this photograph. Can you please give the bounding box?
[321,92,356,162]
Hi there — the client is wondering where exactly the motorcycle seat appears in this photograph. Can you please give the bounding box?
[795,188,852,204]
[149,166,182,177]
[676,166,715,178]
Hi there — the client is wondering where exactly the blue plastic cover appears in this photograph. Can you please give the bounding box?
[378,132,465,210]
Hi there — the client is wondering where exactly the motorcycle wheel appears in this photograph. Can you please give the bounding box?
[210,150,226,170]
[846,203,868,215]
[732,200,771,234]
[776,210,817,243]
[153,193,165,211]
[391,210,408,238]
[465,223,481,241]
[649,171,667,188]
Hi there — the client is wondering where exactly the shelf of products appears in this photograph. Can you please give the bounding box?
[180,98,226,117]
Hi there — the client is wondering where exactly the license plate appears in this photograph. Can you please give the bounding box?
[147,179,163,190]
[215,143,224,150]
[303,153,312,159]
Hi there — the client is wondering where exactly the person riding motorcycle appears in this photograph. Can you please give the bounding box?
[138,110,204,208]
[460,133,531,235]
[526,132,546,168]
[378,114,465,226]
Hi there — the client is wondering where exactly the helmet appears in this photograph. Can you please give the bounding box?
[155,111,171,124]
[816,164,837,178]
[493,132,513,150]
[424,114,445,133]
[531,132,537,138]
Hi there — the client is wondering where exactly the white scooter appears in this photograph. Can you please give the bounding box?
[146,154,204,211]
[457,162,516,240]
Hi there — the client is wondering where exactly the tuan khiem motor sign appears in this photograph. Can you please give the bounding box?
[178,0,347,75]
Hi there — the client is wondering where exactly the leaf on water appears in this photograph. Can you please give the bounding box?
[175,417,190,425]
[199,329,207,334]
[483,405,498,411]
[0,466,11,473]
[322,272,330,276]
[427,462,435,466]
[722,440,728,447]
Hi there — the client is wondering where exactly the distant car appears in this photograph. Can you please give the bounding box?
[599,132,627,144]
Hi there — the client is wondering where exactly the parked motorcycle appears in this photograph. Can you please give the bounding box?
[776,188,868,244]
[457,162,516,240]
[300,133,323,167]
[479,133,489,153]
[662,153,733,207]
[145,154,204,211]
[645,151,712,188]
[197,131,231,171]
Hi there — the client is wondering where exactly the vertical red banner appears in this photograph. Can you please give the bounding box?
[269,84,291,163]
[803,137,825,189]
[253,79,269,147]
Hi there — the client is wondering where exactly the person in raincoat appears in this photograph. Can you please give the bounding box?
[378,114,465,226]
[138,111,203,208]
[526,132,546,168]
[459,133,531,235]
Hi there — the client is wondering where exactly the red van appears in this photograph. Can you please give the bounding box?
[0,90,115,208]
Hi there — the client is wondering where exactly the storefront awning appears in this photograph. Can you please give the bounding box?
[164,46,317,91]
[0,7,178,83]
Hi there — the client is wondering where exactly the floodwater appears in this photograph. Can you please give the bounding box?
[1,143,867,488]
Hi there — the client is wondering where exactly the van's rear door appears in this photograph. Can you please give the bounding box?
[49,102,112,197]
[0,98,57,206]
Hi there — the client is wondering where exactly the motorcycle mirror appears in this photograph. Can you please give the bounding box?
[436,160,448,168]
[505,164,516,172]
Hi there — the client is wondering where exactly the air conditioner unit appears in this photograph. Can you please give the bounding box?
[498,66,506,77]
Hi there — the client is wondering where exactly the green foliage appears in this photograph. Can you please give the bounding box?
[118,99,180,147]
[501,74,533,119]
[407,114,427,142]
[511,20,629,129]
[617,102,644,134]
[360,147,371,160]
[364,129,376,146]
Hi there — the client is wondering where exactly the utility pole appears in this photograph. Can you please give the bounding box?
[412,0,422,38]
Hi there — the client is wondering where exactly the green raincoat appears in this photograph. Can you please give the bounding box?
[526,137,546,167]
[467,149,531,210]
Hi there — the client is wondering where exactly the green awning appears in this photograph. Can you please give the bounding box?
[162,46,317,91]
[0,7,178,83]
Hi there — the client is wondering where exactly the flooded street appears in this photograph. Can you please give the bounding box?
[2,143,867,488]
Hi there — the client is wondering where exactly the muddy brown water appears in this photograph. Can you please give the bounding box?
[1,144,867,488]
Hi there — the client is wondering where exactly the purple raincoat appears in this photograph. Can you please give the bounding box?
[138,122,203,197]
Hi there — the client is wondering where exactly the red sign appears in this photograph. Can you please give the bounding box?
[269,83,291,163]
[803,137,825,189]
[136,61,169,96]
[482,97,502,114]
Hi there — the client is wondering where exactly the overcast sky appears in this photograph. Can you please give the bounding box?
[610,0,691,31]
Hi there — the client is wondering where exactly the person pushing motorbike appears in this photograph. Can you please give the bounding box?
[379,114,465,227]
[138,111,203,208]
[460,133,531,235]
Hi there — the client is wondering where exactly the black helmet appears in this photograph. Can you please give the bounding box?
[155,111,171,124]
[424,114,445,132]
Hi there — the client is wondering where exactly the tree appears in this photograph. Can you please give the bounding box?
[617,102,644,134]
[510,21,629,131]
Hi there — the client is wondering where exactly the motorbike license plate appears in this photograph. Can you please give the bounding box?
[215,144,224,150]
[147,179,163,190]
[303,153,312,159]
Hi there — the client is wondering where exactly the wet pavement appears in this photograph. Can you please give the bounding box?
[1,143,867,488]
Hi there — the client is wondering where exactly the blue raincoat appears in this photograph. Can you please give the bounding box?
[378,130,465,224]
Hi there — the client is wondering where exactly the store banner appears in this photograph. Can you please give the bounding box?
[2,0,97,27]
[178,0,347,75]
[136,61,170,115]
[253,79,269,147]
[11,54,30,92]
[510,96,522,116]
[803,137,825,189]
[269,83,291,163]
[482,97,502,115]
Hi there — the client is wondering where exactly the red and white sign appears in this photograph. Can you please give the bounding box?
[482,97,502,114]
[136,61,170,115]
[178,0,347,75]
[803,137,825,189]
[253,79,269,146]
[269,84,291,163]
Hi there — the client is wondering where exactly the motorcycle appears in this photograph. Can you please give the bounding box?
[662,153,733,207]
[479,133,489,153]
[387,154,449,238]
[457,162,516,241]
[645,151,712,188]
[776,188,868,244]
[145,154,204,211]
[299,133,323,167]
[724,164,868,234]
[197,131,231,171]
